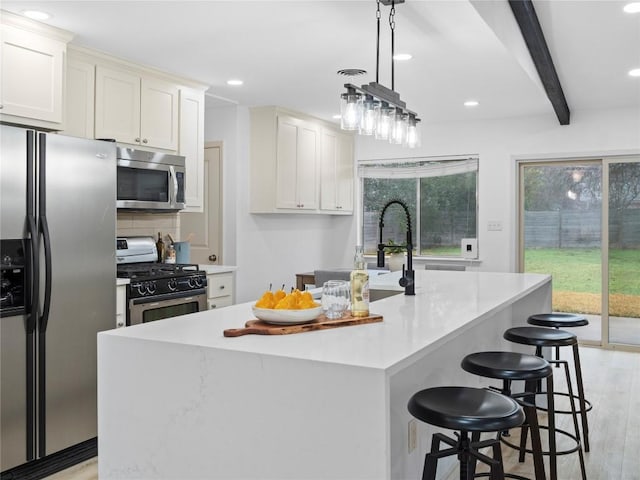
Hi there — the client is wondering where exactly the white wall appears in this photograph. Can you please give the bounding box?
[206,105,639,303]
[205,105,355,303]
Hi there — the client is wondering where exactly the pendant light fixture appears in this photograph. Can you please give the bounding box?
[339,0,421,148]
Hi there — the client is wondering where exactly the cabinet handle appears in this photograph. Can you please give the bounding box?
[219,285,225,290]
[211,304,217,309]
[135,137,141,142]
[142,138,148,144]
[0,105,3,109]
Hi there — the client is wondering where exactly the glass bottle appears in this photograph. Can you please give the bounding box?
[156,232,165,263]
[350,245,369,317]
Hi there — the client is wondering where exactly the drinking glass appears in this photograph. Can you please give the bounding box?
[321,280,351,319]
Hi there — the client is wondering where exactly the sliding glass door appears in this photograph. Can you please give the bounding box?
[519,156,640,350]
[605,159,640,347]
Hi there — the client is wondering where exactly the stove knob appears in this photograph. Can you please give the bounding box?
[147,281,157,295]
[194,276,203,288]
[187,277,196,288]
[168,279,178,291]
[136,283,146,296]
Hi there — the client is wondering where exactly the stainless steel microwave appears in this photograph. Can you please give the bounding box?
[116,147,185,211]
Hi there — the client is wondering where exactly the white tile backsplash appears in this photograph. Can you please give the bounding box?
[116,212,180,243]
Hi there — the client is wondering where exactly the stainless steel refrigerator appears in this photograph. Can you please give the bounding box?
[1,125,116,473]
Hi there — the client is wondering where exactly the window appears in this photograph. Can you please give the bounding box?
[360,156,478,257]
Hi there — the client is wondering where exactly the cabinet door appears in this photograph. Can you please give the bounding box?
[0,24,65,124]
[276,115,318,210]
[95,66,141,144]
[335,132,354,212]
[320,129,338,210]
[141,77,178,150]
[276,116,301,209]
[63,57,95,138]
[179,88,204,210]
[320,129,353,213]
[297,122,319,210]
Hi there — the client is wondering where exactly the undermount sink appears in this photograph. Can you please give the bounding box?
[370,289,403,302]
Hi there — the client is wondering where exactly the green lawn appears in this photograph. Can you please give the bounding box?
[525,248,640,295]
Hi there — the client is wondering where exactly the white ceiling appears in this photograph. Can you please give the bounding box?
[3,0,639,126]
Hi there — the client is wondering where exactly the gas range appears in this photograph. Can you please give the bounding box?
[116,237,208,325]
[117,262,207,299]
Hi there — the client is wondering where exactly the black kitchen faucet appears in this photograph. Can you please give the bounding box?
[377,199,415,296]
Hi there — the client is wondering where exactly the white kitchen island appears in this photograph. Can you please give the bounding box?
[97,270,551,480]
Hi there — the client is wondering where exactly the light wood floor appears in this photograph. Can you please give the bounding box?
[45,346,638,480]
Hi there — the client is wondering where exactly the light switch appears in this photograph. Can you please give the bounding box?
[487,220,503,231]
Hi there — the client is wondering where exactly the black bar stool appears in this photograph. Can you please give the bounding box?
[527,313,589,368]
[462,351,587,480]
[504,326,591,453]
[408,386,525,480]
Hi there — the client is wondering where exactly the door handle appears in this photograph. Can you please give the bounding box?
[208,254,217,262]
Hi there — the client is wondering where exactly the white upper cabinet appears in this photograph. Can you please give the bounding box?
[179,87,205,211]
[62,56,95,138]
[250,107,325,214]
[250,106,354,215]
[95,65,178,150]
[0,12,72,130]
[320,128,354,214]
[275,115,319,210]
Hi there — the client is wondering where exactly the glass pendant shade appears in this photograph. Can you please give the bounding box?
[405,118,421,148]
[359,98,378,136]
[375,106,394,140]
[389,110,407,145]
[340,93,362,131]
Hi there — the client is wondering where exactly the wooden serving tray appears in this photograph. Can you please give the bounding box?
[223,313,383,337]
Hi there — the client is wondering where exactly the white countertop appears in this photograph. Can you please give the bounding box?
[102,270,550,373]
[197,264,238,274]
[116,278,129,286]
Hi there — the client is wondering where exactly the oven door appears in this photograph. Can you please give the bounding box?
[128,289,207,326]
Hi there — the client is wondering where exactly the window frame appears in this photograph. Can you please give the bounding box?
[358,155,479,260]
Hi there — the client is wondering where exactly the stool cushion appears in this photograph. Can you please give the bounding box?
[527,313,589,328]
[504,326,577,347]
[461,351,552,381]
[408,386,525,432]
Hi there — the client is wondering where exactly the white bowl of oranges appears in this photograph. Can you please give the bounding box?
[252,288,322,325]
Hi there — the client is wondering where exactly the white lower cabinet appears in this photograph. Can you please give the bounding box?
[116,283,126,328]
[206,272,234,310]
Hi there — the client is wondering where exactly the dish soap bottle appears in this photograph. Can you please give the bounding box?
[156,232,165,263]
[350,245,369,317]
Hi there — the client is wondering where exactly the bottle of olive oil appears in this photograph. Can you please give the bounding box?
[156,232,165,263]
[350,245,369,317]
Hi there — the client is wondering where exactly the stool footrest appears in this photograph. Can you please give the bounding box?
[501,425,582,456]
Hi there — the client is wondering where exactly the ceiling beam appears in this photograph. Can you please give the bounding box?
[509,0,570,125]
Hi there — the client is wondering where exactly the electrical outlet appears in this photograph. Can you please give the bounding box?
[487,220,503,231]
[408,419,417,453]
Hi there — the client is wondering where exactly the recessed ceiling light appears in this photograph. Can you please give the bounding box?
[393,53,413,61]
[629,68,640,77]
[22,10,50,20]
[623,2,640,13]
[226,79,243,86]
[464,100,479,107]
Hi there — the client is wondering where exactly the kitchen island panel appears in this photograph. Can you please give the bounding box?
[98,335,389,479]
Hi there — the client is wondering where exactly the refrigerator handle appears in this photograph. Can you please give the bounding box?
[26,217,39,334]
[38,133,52,334]
[25,130,39,335]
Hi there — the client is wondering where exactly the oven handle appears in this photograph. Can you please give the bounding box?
[130,288,207,305]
